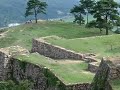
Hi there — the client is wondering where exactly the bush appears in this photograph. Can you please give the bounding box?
[0,80,32,90]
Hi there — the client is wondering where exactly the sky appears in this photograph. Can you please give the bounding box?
[115,0,120,3]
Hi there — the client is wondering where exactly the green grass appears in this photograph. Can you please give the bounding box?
[110,79,120,90]
[45,35,120,58]
[0,21,106,50]
[15,53,94,85]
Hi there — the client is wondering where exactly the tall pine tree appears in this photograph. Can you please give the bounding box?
[71,0,95,25]
[70,5,86,25]
[25,0,47,23]
[81,0,95,24]
[91,0,120,35]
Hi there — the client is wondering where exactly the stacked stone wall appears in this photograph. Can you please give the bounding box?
[0,51,10,80]
[32,39,84,60]
[90,59,112,90]
[66,83,90,90]
[88,62,99,73]
[108,64,120,80]
[0,47,92,90]
[8,59,47,90]
[88,60,120,80]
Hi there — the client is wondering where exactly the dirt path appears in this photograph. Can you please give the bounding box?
[55,60,83,64]
[0,30,9,38]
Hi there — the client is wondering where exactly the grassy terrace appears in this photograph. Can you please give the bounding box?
[15,53,94,85]
[110,80,120,90]
[0,21,106,50]
[45,35,120,58]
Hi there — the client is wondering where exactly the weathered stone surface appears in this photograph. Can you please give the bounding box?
[32,39,94,62]
[0,46,29,80]
[0,46,92,90]
[8,59,47,90]
[0,46,29,56]
[88,62,99,73]
[90,59,112,90]
[66,83,90,90]
[0,51,10,80]
[84,57,97,63]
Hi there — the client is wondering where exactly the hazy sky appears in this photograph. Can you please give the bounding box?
[115,0,120,3]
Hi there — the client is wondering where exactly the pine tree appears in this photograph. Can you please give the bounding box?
[25,0,47,23]
[70,5,86,25]
[91,0,120,35]
[70,0,95,25]
[80,0,95,24]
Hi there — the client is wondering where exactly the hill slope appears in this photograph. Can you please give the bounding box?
[0,21,105,50]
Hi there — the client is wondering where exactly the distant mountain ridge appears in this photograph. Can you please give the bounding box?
[0,0,79,27]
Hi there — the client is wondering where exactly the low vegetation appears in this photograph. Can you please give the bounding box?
[0,21,118,89]
[16,53,94,84]
[0,21,106,50]
[45,34,120,58]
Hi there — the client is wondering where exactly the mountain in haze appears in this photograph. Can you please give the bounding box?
[0,0,79,27]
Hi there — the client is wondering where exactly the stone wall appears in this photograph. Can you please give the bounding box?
[0,46,92,90]
[7,58,92,90]
[88,62,99,73]
[66,83,90,90]
[88,58,120,80]
[0,46,29,80]
[0,46,48,90]
[32,38,84,60]
[8,59,47,90]
[108,63,120,80]
[0,51,10,80]
[90,59,112,90]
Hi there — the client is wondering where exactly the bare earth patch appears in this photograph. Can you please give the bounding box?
[0,30,9,38]
[55,60,83,64]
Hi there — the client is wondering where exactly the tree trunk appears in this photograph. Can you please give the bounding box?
[86,12,89,24]
[105,15,109,35]
[34,8,38,23]
[80,13,82,25]
[35,12,37,23]
[100,28,102,34]
[106,28,109,35]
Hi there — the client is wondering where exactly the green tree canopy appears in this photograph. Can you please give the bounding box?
[80,0,95,24]
[70,5,86,25]
[71,0,95,25]
[0,80,32,90]
[90,0,120,35]
[25,0,47,23]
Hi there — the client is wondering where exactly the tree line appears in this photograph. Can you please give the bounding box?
[25,0,120,35]
[70,0,120,35]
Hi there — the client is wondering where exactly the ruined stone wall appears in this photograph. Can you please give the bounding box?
[88,59,120,80]
[66,83,90,90]
[7,58,92,90]
[0,52,10,80]
[8,59,47,90]
[90,59,112,90]
[0,49,92,90]
[31,39,84,60]
[108,64,120,80]
[88,62,99,73]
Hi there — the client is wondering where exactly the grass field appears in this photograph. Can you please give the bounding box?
[0,21,119,88]
[16,53,94,85]
[0,21,107,50]
[45,35,120,58]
